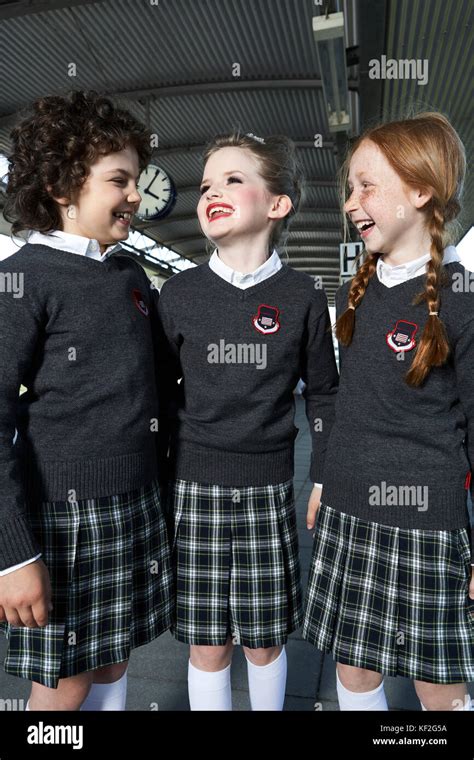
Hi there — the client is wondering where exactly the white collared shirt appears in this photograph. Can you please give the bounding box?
[208,248,282,288]
[27,229,122,260]
[0,229,122,576]
[376,246,460,286]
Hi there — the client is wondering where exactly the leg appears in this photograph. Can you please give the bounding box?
[188,640,234,711]
[243,644,287,711]
[28,671,94,711]
[414,680,472,711]
[80,660,129,711]
[336,662,388,711]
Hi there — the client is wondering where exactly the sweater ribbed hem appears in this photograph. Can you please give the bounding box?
[172,440,294,486]
[321,468,471,532]
[20,447,158,502]
[0,514,41,571]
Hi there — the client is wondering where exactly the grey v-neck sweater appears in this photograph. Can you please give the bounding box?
[157,262,339,487]
[0,243,160,569]
[321,262,474,558]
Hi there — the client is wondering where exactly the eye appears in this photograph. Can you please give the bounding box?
[227,176,242,184]
[200,184,209,195]
[362,182,372,189]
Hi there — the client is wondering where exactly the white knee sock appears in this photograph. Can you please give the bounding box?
[188,660,232,711]
[245,647,287,711]
[336,670,388,710]
[80,669,128,711]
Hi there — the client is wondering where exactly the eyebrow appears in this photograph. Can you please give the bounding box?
[200,170,246,186]
[104,168,141,181]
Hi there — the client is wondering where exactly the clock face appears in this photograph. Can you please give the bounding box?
[136,164,177,221]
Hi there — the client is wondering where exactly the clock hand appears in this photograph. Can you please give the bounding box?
[144,190,163,200]
[144,170,160,193]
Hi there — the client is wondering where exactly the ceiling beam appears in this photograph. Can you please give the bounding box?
[0,78,358,130]
[0,0,104,20]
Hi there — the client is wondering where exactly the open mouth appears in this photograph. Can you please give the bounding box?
[113,211,133,225]
[354,219,375,234]
[207,204,235,222]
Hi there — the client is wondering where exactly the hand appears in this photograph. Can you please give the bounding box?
[306,485,322,531]
[469,566,474,600]
[0,559,52,628]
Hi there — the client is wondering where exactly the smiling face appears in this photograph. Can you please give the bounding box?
[344,139,431,257]
[197,146,284,248]
[55,146,142,251]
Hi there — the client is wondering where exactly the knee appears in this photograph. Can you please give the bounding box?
[337,663,383,692]
[30,675,93,711]
[243,645,282,667]
[190,642,233,671]
[414,680,469,711]
[93,661,129,684]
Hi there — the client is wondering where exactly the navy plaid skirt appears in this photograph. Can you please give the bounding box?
[302,504,474,684]
[169,479,303,648]
[1,479,173,688]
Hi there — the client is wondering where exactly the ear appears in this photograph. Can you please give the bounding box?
[410,186,433,210]
[268,194,293,221]
[45,184,70,206]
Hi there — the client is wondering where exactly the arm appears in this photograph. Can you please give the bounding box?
[453,315,474,565]
[0,276,52,626]
[149,281,183,495]
[301,292,339,483]
[0,284,42,569]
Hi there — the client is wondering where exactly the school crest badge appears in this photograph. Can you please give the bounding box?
[252,304,280,334]
[386,319,418,353]
[132,289,149,317]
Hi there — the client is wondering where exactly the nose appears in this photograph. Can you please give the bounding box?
[205,184,222,201]
[343,189,359,215]
[128,185,141,204]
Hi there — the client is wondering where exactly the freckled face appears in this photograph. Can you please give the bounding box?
[344,139,422,255]
[197,147,274,244]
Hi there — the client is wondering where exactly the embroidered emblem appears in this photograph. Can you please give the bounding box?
[252,304,280,335]
[132,289,149,317]
[386,319,418,353]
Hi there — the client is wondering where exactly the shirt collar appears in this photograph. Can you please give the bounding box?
[377,246,461,283]
[209,249,282,286]
[27,230,122,260]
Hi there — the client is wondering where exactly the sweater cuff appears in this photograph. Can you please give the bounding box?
[0,515,41,572]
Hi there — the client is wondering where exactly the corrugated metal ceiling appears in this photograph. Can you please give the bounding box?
[0,0,471,301]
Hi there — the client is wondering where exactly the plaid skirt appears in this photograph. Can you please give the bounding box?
[169,479,303,648]
[302,504,474,684]
[1,479,173,688]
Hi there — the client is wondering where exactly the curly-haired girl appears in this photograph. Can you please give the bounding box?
[303,112,474,711]
[0,90,173,710]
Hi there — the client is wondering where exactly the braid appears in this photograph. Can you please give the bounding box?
[335,252,380,345]
[405,205,450,386]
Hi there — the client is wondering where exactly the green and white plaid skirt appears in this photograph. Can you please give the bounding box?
[302,503,474,684]
[1,478,173,688]
[169,478,303,648]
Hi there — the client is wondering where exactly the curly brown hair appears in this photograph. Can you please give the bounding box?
[335,112,466,387]
[4,90,152,236]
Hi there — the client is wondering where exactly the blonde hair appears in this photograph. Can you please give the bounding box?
[336,112,466,386]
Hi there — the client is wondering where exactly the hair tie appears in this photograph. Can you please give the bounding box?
[348,305,356,311]
[246,132,265,144]
[429,311,439,316]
